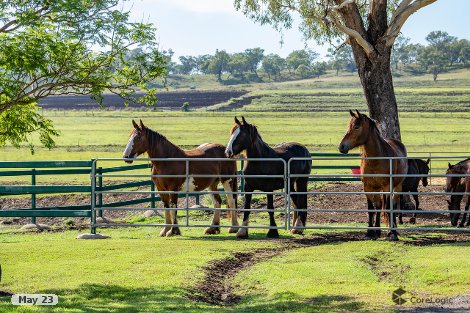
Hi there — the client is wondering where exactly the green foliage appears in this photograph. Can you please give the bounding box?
[181,101,190,112]
[0,0,166,151]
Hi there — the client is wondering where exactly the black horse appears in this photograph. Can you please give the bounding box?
[446,159,470,227]
[399,158,430,224]
[225,116,312,239]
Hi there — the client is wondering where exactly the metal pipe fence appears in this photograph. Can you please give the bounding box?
[90,154,470,235]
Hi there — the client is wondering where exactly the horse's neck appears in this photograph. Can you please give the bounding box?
[245,137,276,170]
[361,129,387,158]
[147,133,186,164]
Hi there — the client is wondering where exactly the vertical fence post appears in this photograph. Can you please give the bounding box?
[150,181,156,209]
[389,158,394,233]
[284,159,289,230]
[98,167,103,218]
[240,159,245,192]
[90,159,96,234]
[185,160,189,227]
[428,152,432,186]
[31,169,36,224]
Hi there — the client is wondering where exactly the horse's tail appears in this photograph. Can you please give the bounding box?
[381,194,390,227]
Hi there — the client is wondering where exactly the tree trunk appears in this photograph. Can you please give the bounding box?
[351,41,401,141]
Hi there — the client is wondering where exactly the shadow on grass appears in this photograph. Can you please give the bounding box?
[0,285,369,313]
[235,292,369,313]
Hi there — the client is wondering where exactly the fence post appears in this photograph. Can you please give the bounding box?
[150,181,156,209]
[389,158,394,234]
[31,169,36,224]
[428,152,432,186]
[90,159,96,234]
[98,167,103,218]
[240,159,245,192]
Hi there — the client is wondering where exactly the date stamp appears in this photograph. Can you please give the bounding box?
[11,294,58,306]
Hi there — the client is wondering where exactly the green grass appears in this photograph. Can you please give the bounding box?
[0,228,469,312]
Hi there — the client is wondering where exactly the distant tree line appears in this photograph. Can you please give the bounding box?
[162,31,469,83]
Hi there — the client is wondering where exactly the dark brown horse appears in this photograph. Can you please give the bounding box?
[446,159,470,227]
[338,110,408,241]
[399,158,430,224]
[225,116,312,239]
[122,120,239,236]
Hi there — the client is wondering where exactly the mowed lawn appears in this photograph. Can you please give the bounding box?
[0,228,469,312]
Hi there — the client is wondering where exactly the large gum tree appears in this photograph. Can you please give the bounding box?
[234,0,437,140]
[0,0,166,151]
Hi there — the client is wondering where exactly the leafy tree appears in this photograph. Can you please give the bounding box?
[227,52,250,78]
[234,0,437,140]
[417,31,457,80]
[262,53,286,80]
[286,49,318,73]
[327,44,356,75]
[207,50,230,81]
[244,47,265,76]
[196,55,213,74]
[178,56,197,74]
[0,0,166,150]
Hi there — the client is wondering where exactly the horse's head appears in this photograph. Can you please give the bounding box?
[419,158,431,187]
[447,197,461,227]
[225,116,258,158]
[338,110,376,154]
[122,119,149,163]
[445,163,463,193]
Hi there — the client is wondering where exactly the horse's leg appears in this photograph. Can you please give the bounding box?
[291,179,308,235]
[365,196,378,240]
[459,194,470,227]
[266,194,279,238]
[374,195,382,238]
[466,196,470,226]
[398,195,404,225]
[159,194,172,237]
[385,195,399,241]
[410,193,419,224]
[205,183,222,235]
[222,179,239,233]
[166,193,181,236]
[236,185,253,239]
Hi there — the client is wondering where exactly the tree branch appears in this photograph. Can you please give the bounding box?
[385,0,437,45]
[330,1,376,57]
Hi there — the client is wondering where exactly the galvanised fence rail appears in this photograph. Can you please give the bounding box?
[1,153,469,236]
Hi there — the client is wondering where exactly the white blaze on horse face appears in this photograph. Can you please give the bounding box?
[226,127,241,155]
[123,133,136,158]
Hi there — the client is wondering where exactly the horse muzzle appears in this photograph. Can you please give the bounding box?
[225,150,234,159]
[338,142,350,154]
[123,154,135,164]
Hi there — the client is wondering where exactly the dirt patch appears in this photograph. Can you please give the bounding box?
[187,232,364,306]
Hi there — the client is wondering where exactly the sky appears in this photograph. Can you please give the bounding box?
[127,0,470,60]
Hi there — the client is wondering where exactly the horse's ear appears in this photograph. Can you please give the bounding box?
[234,116,241,125]
[139,119,145,129]
[349,110,356,118]
[355,109,361,118]
[241,116,247,125]
[448,162,453,169]
[132,119,140,130]
[426,159,430,165]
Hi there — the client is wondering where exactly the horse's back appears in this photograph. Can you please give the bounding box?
[385,138,407,157]
[273,142,311,174]
[186,143,236,175]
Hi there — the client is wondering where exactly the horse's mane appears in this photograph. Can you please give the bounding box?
[143,126,184,156]
[452,158,470,172]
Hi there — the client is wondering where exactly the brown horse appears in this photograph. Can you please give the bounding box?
[446,159,470,227]
[122,120,239,236]
[338,110,408,241]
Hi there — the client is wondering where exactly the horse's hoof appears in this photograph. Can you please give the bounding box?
[398,220,403,225]
[409,217,416,224]
[364,231,378,240]
[386,233,399,241]
[204,227,220,235]
[375,230,382,238]
[290,229,304,235]
[267,229,280,238]
[228,227,239,233]
[166,228,181,237]
[458,224,465,228]
[160,228,168,237]
[236,228,248,239]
